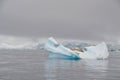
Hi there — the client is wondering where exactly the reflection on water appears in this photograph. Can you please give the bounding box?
[0,50,120,80]
[45,59,108,80]
[83,60,108,80]
[83,59,108,71]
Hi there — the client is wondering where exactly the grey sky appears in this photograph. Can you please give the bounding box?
[0,0,120,41]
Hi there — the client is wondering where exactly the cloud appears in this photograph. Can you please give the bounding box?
[0,0,120,42]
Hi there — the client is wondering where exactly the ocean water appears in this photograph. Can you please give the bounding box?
[0,50,120,80]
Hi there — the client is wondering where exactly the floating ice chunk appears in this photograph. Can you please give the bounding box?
[45,37,109,59]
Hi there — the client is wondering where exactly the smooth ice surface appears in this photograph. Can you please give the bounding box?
[81,42,109,59]
[45,37,80,59]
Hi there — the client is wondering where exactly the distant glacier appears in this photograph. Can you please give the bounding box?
[0,41,120,53]
[0,35,120,52]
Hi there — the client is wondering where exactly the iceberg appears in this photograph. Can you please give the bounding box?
[44,37,109,59]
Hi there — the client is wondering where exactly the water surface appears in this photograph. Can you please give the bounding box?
[0,50,120,80]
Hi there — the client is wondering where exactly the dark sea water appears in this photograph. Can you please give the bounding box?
[0,50,120,80]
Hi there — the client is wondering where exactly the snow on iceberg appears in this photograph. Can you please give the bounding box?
[44,37,109,59]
